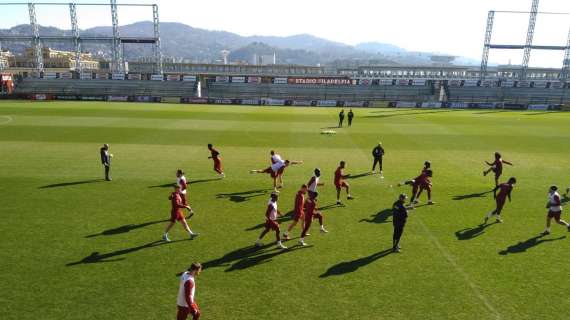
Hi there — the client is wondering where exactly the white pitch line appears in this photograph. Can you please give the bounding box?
[0,115,13,125]
[417,218,502,320]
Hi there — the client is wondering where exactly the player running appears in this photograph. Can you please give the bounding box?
[251,158,303,191]
[335,161,353,205]
[176,169,189,206]
[307,168,324,198]
[255,192,287,249]
[207,144,225,178]
[283,185,308,240]
[299,191,328,246]
[541,185,570,235]
[163,185,198,242]
[176,262,202,320]
[483,152,513,187]
[484,177,516,224]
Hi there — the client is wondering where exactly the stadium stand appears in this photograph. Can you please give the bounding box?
[447,86,570,104]
[207,83,435,101]
[14,79,197,97]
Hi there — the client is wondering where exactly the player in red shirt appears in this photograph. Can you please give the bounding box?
[251,158,303,191]
[484,177,516,224]
[542,185,570,235]
[483,152,513,187]
[207,144,225,178]
[255,192,287,249]
[398,161,434,208]
[176,262,202,320]
[163,185,198,242]
[335,161,353,205]
[283,185,308,240]
[299,191,328,246]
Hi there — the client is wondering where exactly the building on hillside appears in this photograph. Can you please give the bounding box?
[0,50,15,71]
[7,47,101,72]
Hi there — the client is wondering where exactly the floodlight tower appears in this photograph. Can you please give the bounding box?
[152,4,162,74]
[480,11,495,79]
[110,0,124,73]
[69,2,82,73]
[521,0,540,79]
[28,3,43,73]
[562,27,570,80]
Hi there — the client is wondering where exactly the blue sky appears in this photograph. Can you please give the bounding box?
[1,0,569,67]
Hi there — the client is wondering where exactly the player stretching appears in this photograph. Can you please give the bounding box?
[283,185,308,240]
[299,192,328,246]
[176,169,189,206]
[542,185,570,235]
[335,161,353,205]
[176,262,202,320]
[307,168,324,198]
[255,192,287,249]
[251,158,303,191]
[483,152,513,187]
[270,150,282,164]
[398,161,433,207]
[484,177,516,224]
[207,144,225,178]
[163,185,197,242]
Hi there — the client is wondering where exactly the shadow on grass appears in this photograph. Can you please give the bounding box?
[245,211,294,231]
[216,189,269,203]
[455,222,498,240]
[246,204,342,231]
[149,178,220,188]
[499,235,566,255]
[66,239,186,266]
[320,249,393,277]
[472,110,511,115]
[525,111,566,116]
[39,179,105,189]
[453,190,493,201]
[346,172,373,180]
[85,219,169,238]
[201,243,311,272]
[319,203,343,211]
[363,109,458,119]
[360,209,392,224]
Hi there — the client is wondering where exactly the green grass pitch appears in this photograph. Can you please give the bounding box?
[1,100,569,320]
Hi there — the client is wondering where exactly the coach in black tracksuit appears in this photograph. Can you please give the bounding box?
[338,109,345,128]
[372,143,385,173]
[100,144,112,181]
[392,194,408,253]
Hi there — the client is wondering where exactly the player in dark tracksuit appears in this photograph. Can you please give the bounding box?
[100,144,112,181]
[338,109,345,128]
[372,143,385,175]
[392,194,408,253]
[347,109,354,127]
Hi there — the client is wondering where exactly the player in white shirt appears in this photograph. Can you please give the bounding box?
[176,262,202,320]
[270,150,283,164]
[250,157,303,191]
[307,168,324,197]
[542,185,570,235]
[255,192,287,249]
